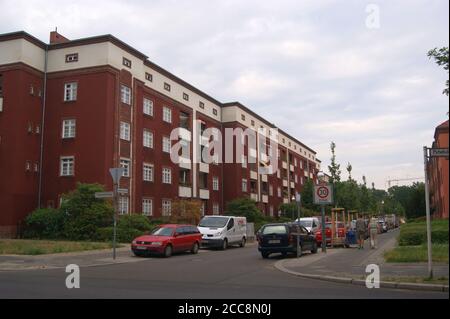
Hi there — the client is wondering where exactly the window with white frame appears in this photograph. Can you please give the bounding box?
[162,199,171,216]
[120,158,130,177]
[278,187,281,197]
[64,82,77,101]
[300,160,303,169]
[212,177,219,191]
[62,119,76,138]
[277,169,281,179]
[295,174,298,183]
[163,106,172,123]
[162,136,171,153]
[162,167,172,184]
[242,179,247,192]
[121,85,131,105]
[213,203,220,215]
[120,122,130,141]
[143,163,154,182]
[142,198,153,216]
[119,197,129,215]
[143,129,153,148]
[300,177,304,185]
[60,157,74,176]
[143,98,153,116]
[294,158,298,167]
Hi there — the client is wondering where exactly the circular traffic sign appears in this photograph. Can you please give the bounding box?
[317,186,329,199]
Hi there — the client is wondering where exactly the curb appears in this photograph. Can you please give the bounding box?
[274,259,449,293]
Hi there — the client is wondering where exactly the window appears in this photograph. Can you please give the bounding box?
[65,53,78,63]
[120,122,130,141]
[163,106,172,123]
[119,197,129,215]
[269,185,273,196]
[120,158,130,177]
[179,168,190,186]
[242,179,247,192]
[123,57,132,68]
[30,85,34,95]
[241,114,246,121]
[120,85,131,105]
[300,161,303,169]
[143,163,154,182]
[278,187,281,197]
[162,199,172,216]
[183,92,189,101]
[242,156,247,168]
[251,120,255,126]
[199,101,205,109]
[60,157,74,176]
[162,136,171,153]
[143,98,153,116]
[162,167,172,184]
[62,119,76,138]
[143,129,153,148]
[25,161,31,171]
[295,174,298,183]
[212,177,219,191]
[164,82,171,92]
[142,198,153,216]
[270,206,274,217]
[179,111,190,130]
[145,72,153,82]
[35,125,40,134]
[277,169,281,179]
[213,203,220,215]
[212,108,218,116]
[34,162,39,172]
[64,82,77,101]
[199,172,208,189]
[300,177,304,185]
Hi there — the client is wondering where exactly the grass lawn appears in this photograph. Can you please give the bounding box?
[0,239,121,255]
[384,244,449,263]
[381,276,449,285]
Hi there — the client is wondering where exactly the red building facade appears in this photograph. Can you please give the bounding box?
[428,120,449,219]
[0,31,320,237]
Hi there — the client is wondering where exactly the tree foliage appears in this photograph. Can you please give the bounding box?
[225,197,263,222]
[428,47,449,96]
[169,199,202,225]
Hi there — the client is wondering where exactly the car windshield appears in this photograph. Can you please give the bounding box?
[299,220,312,228]
[199,217,229,228]
[262,225,287,235]
[151,227,174,236]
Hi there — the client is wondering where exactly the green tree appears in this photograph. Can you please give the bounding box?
[225,197,263,222]
[301,178,317,210]
[327,142,341,183]
[428,47,449,96]
[346,162,353,181]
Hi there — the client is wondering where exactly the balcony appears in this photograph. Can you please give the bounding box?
[282,179,288,187]
[282,161,287,169]
[290,181,295,189]
[249,148,257,158]
[304,171,308,177]
[178,128,191,142]
[250,170,258,180]
[261,174,268,182]
[199,162,209,173]
[290,164,294,172]
[179,157,191,170]
[262,194,269,203]
[283,198,289,204]
[250,193,259,202]
[199,189,210,200]
[179,186,192,198]
[260,153,268,162]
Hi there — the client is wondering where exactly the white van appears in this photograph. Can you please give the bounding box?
[198,216,247,250]
[295,217,320,233]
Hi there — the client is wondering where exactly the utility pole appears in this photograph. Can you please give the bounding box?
[423,147,433,278]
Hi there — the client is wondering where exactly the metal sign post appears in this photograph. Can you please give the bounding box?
[295,192,301,258]
[109,168,124,260]
[423,146,449,278]
[314,183,334,253]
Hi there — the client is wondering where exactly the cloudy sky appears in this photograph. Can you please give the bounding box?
[1,0,448,189]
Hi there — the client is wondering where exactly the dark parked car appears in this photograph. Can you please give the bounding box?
[256,223,318,259]
[131,224,202,257]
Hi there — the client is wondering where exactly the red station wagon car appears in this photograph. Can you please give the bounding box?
[131,224,202,258]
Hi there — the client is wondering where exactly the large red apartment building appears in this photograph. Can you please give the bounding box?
[0,31,321,237]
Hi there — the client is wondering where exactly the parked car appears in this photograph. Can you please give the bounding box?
[378,221,388,233]
[257,223,318,259]
[198,216,247,250]
[294,217,321,233]
[131,224,202,257]
[315,222,346,246]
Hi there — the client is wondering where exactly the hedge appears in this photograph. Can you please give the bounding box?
[399,220,449,246]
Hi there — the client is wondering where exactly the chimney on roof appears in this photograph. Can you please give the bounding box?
[49,28,69,44]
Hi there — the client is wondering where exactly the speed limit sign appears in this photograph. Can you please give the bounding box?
[314,183,334,205]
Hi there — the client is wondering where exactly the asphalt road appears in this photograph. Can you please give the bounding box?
[0,242,448,299]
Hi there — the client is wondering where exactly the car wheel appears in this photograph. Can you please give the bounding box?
[191,242,199,254]
[133,252,144,257]
[163,245,172,258]
[221,239,228,250]
[239,237,246,248]
[311,242,318,254]
[261,252,270,259]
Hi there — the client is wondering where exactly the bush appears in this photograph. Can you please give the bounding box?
[117,214,153,231]
[23,208,65,239]
[225,197,264,223]
[399,220,449,246]
[97,227,146,243]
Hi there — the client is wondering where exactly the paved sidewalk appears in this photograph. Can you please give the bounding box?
[279,229,449,281]
[0,246,145,271]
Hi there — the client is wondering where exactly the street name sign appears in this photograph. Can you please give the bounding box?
[94,191,113,199]
[314,183,334,205]
[118,188,129,195]
[430,148,449,157]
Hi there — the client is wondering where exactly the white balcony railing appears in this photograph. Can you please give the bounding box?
[250,193,259,202]
[282,179,288,187]
[179,186,192,198]
[261,174,268,182]
[199,162,209,173]
[290,182,295,189]
[199,189,210,199]
[283,198,289,204]
[290,164,294,172]
[282,161,287,169]
[262,195,269,203]
[250,170,258,180]
[179,157,191,170]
